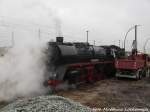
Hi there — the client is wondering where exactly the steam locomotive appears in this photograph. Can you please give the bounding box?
[45,37,123,88]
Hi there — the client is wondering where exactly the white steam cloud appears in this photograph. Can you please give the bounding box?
[0,0,64,101]
[0,39,48,101]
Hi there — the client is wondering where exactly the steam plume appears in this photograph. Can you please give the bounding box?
[0,38,48,101]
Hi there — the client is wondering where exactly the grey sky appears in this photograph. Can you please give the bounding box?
[0,0,150,52]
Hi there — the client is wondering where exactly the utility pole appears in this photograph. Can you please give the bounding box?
[135,25,137,54]
[86,30,89,43]
[93,40,95,45]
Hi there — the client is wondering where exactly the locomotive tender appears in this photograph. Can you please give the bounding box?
[45,37,123,87]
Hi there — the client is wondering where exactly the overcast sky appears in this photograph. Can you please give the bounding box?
[0,0,150,52]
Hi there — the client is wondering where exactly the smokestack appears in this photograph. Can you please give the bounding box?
[56,37,64,44]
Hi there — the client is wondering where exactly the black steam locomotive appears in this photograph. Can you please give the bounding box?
[45,37,123,87]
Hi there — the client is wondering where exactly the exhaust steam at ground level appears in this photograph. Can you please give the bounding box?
[0,36,50,101]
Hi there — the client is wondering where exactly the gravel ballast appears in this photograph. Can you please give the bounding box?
[0,95,93,112]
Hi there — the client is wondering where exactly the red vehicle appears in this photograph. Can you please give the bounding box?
[115,53,150,80]
[115,25,150,80]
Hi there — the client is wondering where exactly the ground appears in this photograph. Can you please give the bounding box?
[1,78,150,111]
[56,78,150,111]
